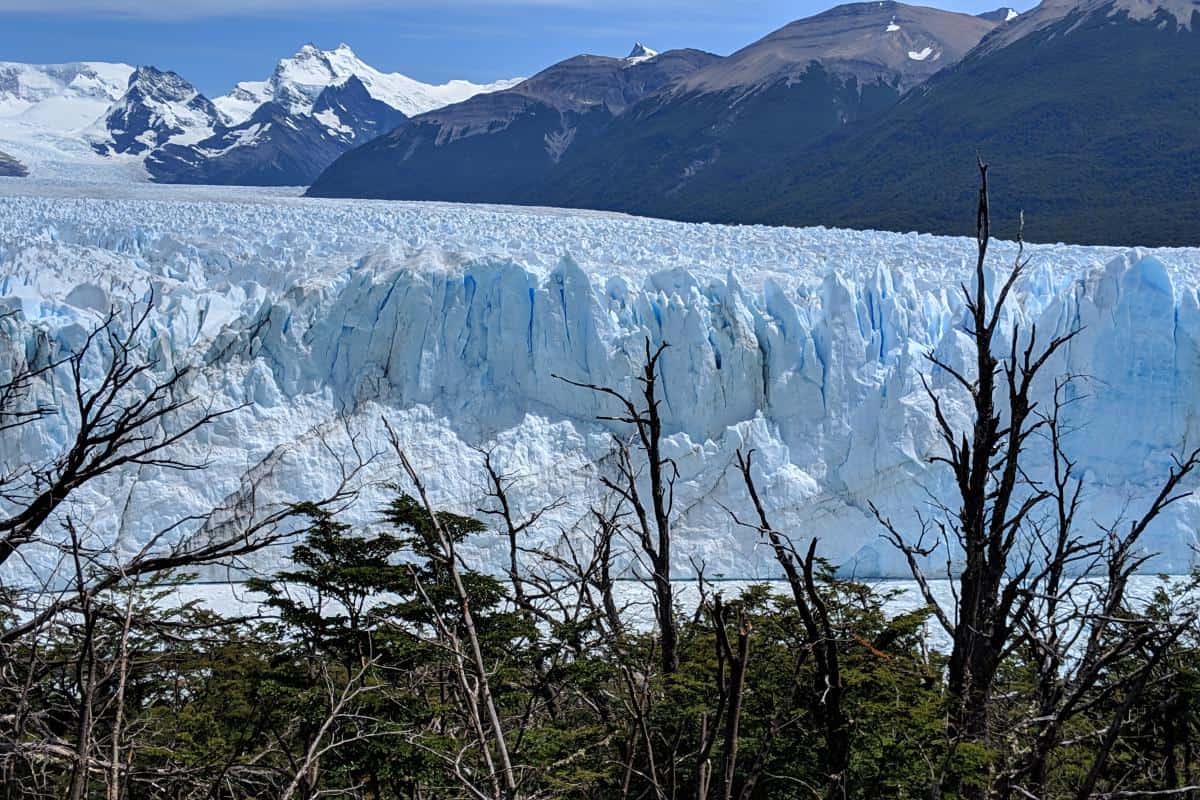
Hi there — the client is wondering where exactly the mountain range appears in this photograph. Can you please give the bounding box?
[3,0,1199,246]
[306,44,722,205]
[0,46,520,185]
[310,0,1200,247]
[421,3,997,217]
[306,1,1003,207]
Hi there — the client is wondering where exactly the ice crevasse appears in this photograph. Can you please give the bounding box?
[1,187,1198,580]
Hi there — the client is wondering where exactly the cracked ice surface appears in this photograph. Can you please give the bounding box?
[2,178,1200,581]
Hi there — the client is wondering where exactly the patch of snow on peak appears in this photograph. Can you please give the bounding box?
[219,43,523,120]
[214,80,271,126]
[907,46,935,60]
[626,42,660,63]
[1006,8,1020,21]
[314,107,352,136]
[886,19,902,31]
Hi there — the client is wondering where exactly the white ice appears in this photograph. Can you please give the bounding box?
[1,178,1199,584]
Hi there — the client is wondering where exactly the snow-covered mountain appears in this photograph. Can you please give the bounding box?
[0,61,140,180]
[146,43,523,186]
[626,43,660,62]
[0,60,132,123]
[227,42,522,119]
[146,75,410,186]
[210,44,523,127]
[3,181,1200,582]
[92,66,224,156]
[0,46,520,184]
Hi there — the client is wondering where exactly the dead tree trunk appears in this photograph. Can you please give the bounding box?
[557,338,679,674]
[66,522,98,800]
[874,159,1077,753]
[106,586,136,800]
[733,450,848,799]
[713,598,751,800]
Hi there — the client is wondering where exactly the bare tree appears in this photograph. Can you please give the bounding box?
[712,595,751,800]
[65,521,99,800]
[0,304,366,799]
[998,384,1200,799]
[105,575,135,800]
[871,160,1200,800]
[556,338,680,674]
[731,449,849,800]
[0,303,240,569]
[872,158,1078,744]
[476,447,565,626]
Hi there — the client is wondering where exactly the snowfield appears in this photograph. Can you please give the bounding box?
[2,177,1199,581]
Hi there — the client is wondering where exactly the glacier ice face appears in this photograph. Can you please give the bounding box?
[1,178,1199,581]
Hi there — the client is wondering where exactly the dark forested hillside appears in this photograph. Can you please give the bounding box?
[312,1,1200,247]
[662,5,1200,246]
[306,49,721,201]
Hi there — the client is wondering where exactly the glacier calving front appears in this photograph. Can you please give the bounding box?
[1,181,1198,580]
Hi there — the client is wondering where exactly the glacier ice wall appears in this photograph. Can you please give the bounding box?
[2,180,1199,580]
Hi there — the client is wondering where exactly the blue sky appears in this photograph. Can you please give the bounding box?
[0,1,1033,96]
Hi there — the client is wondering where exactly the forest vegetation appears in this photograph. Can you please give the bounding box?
[1,165,1199,799]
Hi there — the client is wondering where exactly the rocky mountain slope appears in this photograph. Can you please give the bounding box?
[707,0,1200,246]
[537,1,999,218]
[306,45,721,201]
[0,149,25,176]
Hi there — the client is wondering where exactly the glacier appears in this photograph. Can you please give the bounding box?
[2,177,1199,582]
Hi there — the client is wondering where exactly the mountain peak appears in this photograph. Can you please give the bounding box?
[976,0,1199,57]
[127,65,190,91]
[676,1,999,96]
[97,63,221,156]
[627,43,659,61]
[977,6,1020,22]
